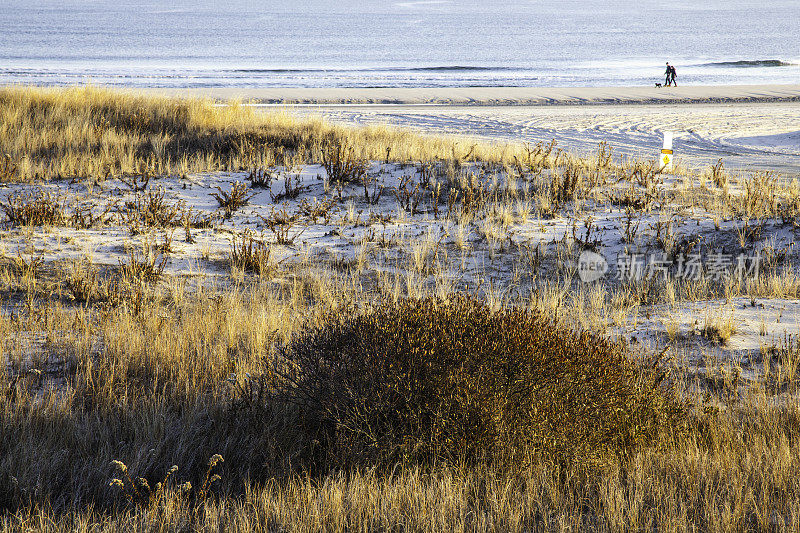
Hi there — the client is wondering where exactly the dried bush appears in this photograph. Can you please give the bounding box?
[710,158,728,188]
[2,189,118,229]
[182,207,217,229]
[270,173,305,203]
[298,197,336,224]
[229,231,274,276]
[0,253,43,283]
[607,182,657,212]
[1,188,66,226]
[763,335,800,394]
[779,191,800,226]
[64,260,109,304]
[321,137,368,185]
[278,296,685,469]
[449,180,488,219]
[248,167,275,188]
[738,171,778,219]
[260,206,306,245]
[181,207,217,244]
[71,199,117,229]
[122,187,183,231]
[120,171,151,192]
[624,159,663,188]
[119,246,167,284]
[393,175,421,214]
[595,141,613,171]
[211,181,254,218]
[521,139,558,172]
[550,165,583,209]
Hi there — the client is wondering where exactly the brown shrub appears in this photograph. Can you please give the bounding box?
[211,181,253,218]
[1,188,66,226]
[122,187,184,231]
[320,136,368,185]
[229,231,274,276]
[279,296,685,469]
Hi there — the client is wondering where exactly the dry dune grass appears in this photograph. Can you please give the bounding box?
[3,85,797,226]
[0,86,522,182]
[1,86,800,531]
[5,408,800,533]
[0,255,799,530]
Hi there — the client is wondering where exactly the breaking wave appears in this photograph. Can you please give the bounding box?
[702,60,796,68]
[230,66,508,73]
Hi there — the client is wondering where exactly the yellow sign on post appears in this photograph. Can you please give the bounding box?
[661,132,673,171]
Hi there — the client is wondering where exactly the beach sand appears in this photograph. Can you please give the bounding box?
[146,84,800,106]
[141,85,800,175]
[296,101,800,174]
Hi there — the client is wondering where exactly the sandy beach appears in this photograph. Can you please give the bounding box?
[143,85,800,174]
[147,84,800,106]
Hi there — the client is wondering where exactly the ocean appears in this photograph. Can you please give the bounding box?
[1,0,799,89]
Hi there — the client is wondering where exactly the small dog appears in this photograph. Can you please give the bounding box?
[655,83,662,88]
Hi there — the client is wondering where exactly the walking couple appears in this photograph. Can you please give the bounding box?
[665,62,677,86]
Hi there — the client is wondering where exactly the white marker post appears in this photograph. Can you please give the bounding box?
[661,132,674,171]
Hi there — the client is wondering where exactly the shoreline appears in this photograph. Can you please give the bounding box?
[129,84,800,106]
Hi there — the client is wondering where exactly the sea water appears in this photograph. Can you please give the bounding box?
[1,0,798,88]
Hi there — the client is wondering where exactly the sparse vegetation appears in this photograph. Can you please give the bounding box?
[211,181,254,218]
[260,205,306,245]
[229,231,274,275]
[122,187,184,232]
[270,172,305,203]
[1,188,66,226]
[247,166,274,188]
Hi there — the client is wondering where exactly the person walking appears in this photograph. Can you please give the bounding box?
[669,64,677,86]
[665,62,672,86]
